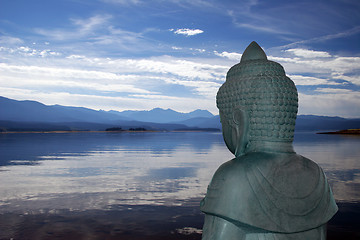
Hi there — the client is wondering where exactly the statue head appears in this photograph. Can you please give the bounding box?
[217,41,298,156]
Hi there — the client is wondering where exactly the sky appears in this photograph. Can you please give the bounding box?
[0,0,359,117]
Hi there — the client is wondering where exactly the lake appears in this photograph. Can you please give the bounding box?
[0,131,359,239]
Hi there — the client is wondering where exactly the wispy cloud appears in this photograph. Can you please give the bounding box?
[35,14,112,41]
[100,0,141,5]
[31,14,162,55]
[276,26,360,49]
[214,51,242,61]
[0,45,61,57]
[285,49,331,58]
[0,0,359,117]
[331,73,360,86]
[1,39,359,115]
[163,0,215,8]
[226,4,291,35]
[0,36,23,45]
[289,75,339,86]
[268,49,360,87]
[124,56,227,80]
[171,28,204,36]
[314,88,354,94]
[0,46,229,113]
[71,14,112,34]
[229,19,289,34]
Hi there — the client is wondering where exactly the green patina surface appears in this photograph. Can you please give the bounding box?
[201,42,338,240]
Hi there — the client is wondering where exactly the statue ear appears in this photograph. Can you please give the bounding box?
[232,107,248,127]
[232,107,249,156]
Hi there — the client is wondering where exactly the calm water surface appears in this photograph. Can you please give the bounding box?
[0,132,359,239]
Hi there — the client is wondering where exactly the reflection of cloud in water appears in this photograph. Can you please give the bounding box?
[143,167,197,180]
[0,131,359,215]
[176,227,203,235]
[0,132,230,213]
[0,132,221,166]
[326,169,360,202]
[328,169,360,182]
[294,132,360,203]
[294,133,360,170]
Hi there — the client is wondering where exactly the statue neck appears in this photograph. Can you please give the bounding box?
[245,140,294,154]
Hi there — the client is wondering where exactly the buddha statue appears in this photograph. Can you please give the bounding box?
[200,41,337,239]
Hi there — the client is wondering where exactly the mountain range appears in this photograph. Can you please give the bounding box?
[0,96,219,132]
[0,96,359,132]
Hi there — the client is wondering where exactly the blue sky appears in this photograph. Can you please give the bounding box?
[0,0,359,117]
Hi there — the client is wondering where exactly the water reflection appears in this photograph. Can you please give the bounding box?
[0,132,232,213]
[0,131,359,239]
[294,132,360,202]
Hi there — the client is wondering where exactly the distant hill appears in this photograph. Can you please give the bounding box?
[0,96,129,123]
[109,108,214,123]
[0,96,217,132]
[295,115,360,131]
[1,96,359,132]
[172,116,221,129]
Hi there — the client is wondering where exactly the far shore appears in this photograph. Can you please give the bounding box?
[317,129,360,135]
[0,129,220,134]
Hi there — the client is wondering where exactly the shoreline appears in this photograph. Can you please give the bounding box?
[0,129,220,134]
[0,130,158,134]
[317,129,360,135]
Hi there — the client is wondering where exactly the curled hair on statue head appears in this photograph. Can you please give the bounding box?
[216,58,298,143]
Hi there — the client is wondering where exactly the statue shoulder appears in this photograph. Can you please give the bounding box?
[201,152,338,233]
[261,153,322,197]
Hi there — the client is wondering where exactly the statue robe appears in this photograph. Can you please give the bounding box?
[200,151,338,239]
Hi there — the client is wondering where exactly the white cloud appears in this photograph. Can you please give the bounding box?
[163,0,215,8]
[0,45,62,58]
[1,35,359,116]
[234,22,288,34]
[281,56,360,79]
[101,0,141,4]
[331,73,360,85]
[193,48,206,53]
[67,55,87,59]
[227,9,291,35]
[267,51,360,87]
[125,57,227,81]
[162,78,221,97]
[0,49,230,114]
[0,36,23,45]
[279,26,360,49]
[298,92,360,118]
[0,63,122,80]
[314,88,353,94]
[324,57,360,74]
[214,51,242,61]
[285,48,331,58]
[0,86,218,114]
[172,28,204,36]
[129,94,183,100]
[268,56,300,63]
[0,75,153,95]
[71,14,112,34]
[33,14,158,55]
[35,14,112,40]
[289,75,339,86]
